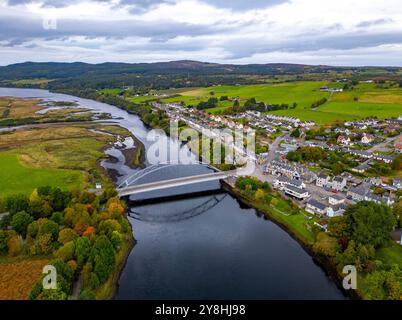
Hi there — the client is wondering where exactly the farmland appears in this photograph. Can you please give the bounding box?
[0,258,49,300]
[127,81,402,124]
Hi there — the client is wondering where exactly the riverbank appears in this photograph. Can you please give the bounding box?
[95,226,136,300]
[222,180,357,300]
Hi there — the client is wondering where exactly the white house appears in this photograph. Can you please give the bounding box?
[328,176,347,192]
[316,173,330,188]
[361,133,375,144]
[284,185,310,200]
[306,199,327,216]
[328,195,345,206]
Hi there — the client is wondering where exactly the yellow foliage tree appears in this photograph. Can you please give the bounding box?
[255,189,265,201]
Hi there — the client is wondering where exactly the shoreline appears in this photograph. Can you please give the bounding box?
[222,180,360,300]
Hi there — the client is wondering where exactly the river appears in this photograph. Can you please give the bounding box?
[0,87,346,299]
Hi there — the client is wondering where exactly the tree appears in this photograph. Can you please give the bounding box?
[90,235,116,283]
[313,232,340,257]
[55,241,75,262]
[7,233,22,256]
[0,230,8,254]
[58,228,78,245]
[391,154,402,171]
[98,219,122,237]
[11,211,33,237]
[255,189,265,201]
[75,236,92,267]
[38,219,59,242]
[393,200,402,227]
[342,202,396,248]
[6,194,29,215]
[290,128,301,138]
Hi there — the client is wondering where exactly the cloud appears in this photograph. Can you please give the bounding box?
[1,0,402,65]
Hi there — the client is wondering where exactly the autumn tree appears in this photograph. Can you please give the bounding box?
[58,228,78,245]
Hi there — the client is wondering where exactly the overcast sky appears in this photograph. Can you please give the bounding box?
[1,0,402,66]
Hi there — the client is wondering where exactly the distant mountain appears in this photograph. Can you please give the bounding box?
[0,60,346,81]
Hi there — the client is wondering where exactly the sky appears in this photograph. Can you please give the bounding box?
[1,0,402,66]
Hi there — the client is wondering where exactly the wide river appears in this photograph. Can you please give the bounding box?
[0,88,346,299]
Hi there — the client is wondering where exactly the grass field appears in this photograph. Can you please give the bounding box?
[0,125,127,196]
[128,81,402,124]
[0,153,83,196]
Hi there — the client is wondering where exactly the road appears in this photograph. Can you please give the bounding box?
[368,133,402,153]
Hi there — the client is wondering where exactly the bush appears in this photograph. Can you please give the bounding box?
[6,194,29,215]
[0,230,8,254]
[11,211,33,237]
[79,289,96,300]
[58,228,78,245]
[55,241,75,262]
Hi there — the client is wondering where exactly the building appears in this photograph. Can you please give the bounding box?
[328,194,345,206]
[328,176,347,192]
[373,154,394,164]
[327,203,347,217]
[95,182,102,190]
[306,199,327,216]
[347,186,367,201]
[284,185,310,200]
[337,135,351,146]
[361,133,375,144]
[393,178,402,190]
[348,149,372,159]
[316,173,330,187]
[273,176,305,190]
[352,163,370,173]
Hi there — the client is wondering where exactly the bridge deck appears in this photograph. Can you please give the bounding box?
[117,170,236,197]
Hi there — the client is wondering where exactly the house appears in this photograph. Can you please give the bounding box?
[273,176,305,190]
[329,176,347,192]
[361,133,375,144]
[391,229,402,245]
[316,173,330,187]
[95,182,102,190]
[364,192,382,204]
[328,194,345,206]
[337,135,351,146]
[306,199,327,216]
[284,185,310,200]
[348,149,372,159]
[373,154,393,164]
[393,178,402,190]
[352,163,371,173]
[347,186,367,201]
[328,203,347,217]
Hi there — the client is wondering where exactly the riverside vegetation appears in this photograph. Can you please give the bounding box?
[233,176,402,300]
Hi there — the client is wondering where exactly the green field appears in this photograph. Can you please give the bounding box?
[0,154,83,196]
[128,81,402,124]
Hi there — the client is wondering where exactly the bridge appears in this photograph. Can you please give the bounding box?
[116,161,254,198]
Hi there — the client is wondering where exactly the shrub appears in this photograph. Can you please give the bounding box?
[11,211,33,237]
[58,228,78,245]
[55,241,75,262]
